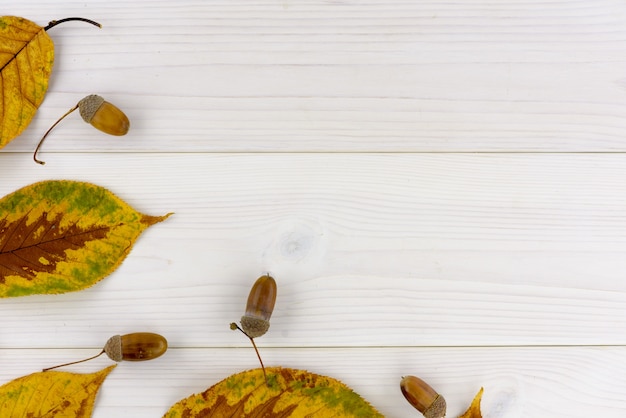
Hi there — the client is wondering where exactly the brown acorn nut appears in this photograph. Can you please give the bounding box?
[240,274,277,338]
[42,332,167,371]
[104,333,168,362]
[33,94,130,165]
[78,95,130,136]
[400,375,447,418]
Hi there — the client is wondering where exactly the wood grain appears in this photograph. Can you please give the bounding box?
[1,0,626,416]
[0,153,624,348]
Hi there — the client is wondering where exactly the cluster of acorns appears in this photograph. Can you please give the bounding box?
[43,275,448,418]
[28,17,449,418]
[42,275,276,375]
[227,275,450,418]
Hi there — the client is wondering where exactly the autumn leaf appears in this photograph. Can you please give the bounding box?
[0,16,54,147]
[458,388,484,418]
[0,16,100,147]
[0,180,172,297]
[164,367,384,418]
[0,365,115,417]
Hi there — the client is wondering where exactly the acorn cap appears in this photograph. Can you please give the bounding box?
[78,94,105,123]
[103,335,123,362]
[240,315,270,338]
[424,394,447,418]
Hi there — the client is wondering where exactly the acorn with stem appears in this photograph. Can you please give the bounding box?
[230,274,277,385]
[34,94,130,165]
[43,333,167,371]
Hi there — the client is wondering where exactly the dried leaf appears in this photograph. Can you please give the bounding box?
[458,388,484,418]
[0,365,115,417]
[0,16,54,147]
[164,367,384,418]
[0,180,172,297]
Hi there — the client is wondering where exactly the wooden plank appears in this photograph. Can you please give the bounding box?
[4,1,626,152]
[1,346,623,418]
[0,153,624,347]
[2,2,625,416]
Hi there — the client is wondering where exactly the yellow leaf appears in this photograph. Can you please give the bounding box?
[164,367,385,418]
[0,180,172,297]
[0,16,100,148]
[0,16,54,147]
[0,365,115,417]
[458,387,484,418]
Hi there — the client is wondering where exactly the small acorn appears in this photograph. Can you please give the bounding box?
[240,274,277,338]
[103,333,168,362]
[400,375,447,418]
[34,94,130,165]
[43,332,167,371]
[78,94,130,135]
[230,274,277,385]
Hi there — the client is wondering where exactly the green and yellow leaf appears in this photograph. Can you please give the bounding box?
[0,180,172,297]
[0,16,54,147]
[0,365,115,417]
[164,367,384,418]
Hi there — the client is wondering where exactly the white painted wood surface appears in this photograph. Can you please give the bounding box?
[1,1,625,417]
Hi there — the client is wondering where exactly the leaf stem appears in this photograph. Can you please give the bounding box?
[43,349,106,372]
[44,17,102,31]
[34,104,79,165]
[231,322,269,386]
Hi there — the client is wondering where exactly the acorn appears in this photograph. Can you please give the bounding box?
[240,274,277,338]
[400,375,447,418]
[77,94,129,136]
[230,274,277,385]
[43,332,167,371]
[103,333,168,362]
[34,94,130,165]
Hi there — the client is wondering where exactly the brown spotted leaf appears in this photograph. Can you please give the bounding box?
[0,180,172,297]
[163,367,384,418]
[458,388,484,418]
[0,365,114,417]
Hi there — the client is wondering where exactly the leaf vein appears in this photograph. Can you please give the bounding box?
[19,43,36,109]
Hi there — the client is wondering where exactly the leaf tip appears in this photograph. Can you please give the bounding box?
[102,364,117,374]
[141,212,174,226]
[459,387,485,418]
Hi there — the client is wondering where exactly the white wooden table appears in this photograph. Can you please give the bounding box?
[2,1,626,417]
